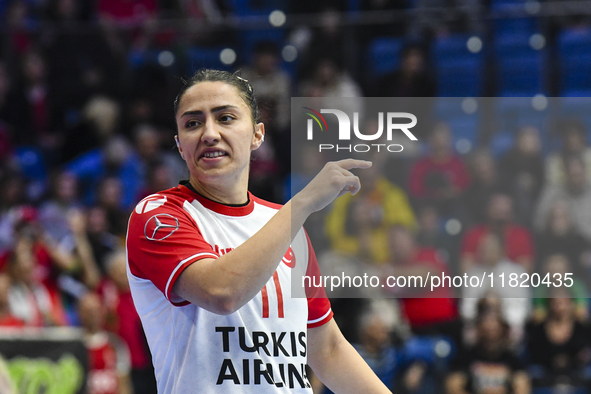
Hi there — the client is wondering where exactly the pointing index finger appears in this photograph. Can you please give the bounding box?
[335,159,373,171]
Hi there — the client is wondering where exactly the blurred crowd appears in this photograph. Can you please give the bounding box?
[310,125,591,394]
[0,0,591,393]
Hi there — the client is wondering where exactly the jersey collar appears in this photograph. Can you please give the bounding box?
[178,181,255,217]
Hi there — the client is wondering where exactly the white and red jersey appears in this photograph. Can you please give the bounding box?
[126,183,332,393]
[86,332,131,394]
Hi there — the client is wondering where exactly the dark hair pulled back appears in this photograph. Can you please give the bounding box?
[174,69,260,124]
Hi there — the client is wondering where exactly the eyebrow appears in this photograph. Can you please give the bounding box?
[180,105,239,118]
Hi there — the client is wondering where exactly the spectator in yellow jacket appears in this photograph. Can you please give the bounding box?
[325,159,417,264]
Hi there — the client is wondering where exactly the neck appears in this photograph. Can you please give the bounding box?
[189,175,249,205]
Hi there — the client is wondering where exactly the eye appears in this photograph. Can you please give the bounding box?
[185,119,200,128]
[219,114,235,123]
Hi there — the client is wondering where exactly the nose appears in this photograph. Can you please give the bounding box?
[201,117,221,145]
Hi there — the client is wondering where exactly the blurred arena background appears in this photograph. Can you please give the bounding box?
[1,0,591,393]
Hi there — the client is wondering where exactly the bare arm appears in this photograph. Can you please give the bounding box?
[73,232,101,289]
[39,233,75,271]
[307,319,391,394]
[173,159,372,315]
[69,210,101,289]
[308,370,326,394]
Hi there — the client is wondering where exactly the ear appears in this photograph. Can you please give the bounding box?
[175,136,185,160]
[251,123,265,151]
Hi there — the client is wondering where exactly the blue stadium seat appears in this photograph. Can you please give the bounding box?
[447,117,480,152]
[348,0,362,12]
[368,37,403,78]
[491,96,551,154]
[489,0,539,37]
[489,131,515,157]
[402,336,456,365]
[128,48,182,73]
[226,0,287,16]
[186,47,232,75]
[495,97,550,130]
[558,96,591,144]
[14,146,48,201]
[494,33,545,95]
[562,89,591,97]
[128,49,160,69]
[434,98,481,152]
[15,146,46,181]
[435,33,472,57]
[558,28,591,94]
[238,28,285,65]
[433,35,484,96]
[223,0,287,68]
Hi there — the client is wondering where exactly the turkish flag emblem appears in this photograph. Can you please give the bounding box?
[282,247,295,268]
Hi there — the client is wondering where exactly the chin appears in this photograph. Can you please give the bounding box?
[194,168,239,184]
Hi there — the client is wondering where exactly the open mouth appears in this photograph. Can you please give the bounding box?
[200,150,228,159]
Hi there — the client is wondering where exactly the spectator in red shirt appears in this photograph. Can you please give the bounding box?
[97,0,159,50]
[97,0,157,26]
[460,192,535,273]
[409,122,471,217]
[0,273,24,328]
[79,292,132,394]
[7,228,69,327]
[386,226,460,343]
[100,249,156,394]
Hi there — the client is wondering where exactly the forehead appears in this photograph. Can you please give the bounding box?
[177,81,248,115]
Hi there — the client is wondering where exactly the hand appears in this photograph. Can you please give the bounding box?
[294,159,372,214]
[67,209,87,236]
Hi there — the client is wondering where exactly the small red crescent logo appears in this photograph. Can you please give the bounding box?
[282,247,295,268]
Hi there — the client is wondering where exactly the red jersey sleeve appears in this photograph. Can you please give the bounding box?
[126,193,218,306]
[304,231,333,328]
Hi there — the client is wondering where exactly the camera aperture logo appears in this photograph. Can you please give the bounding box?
[303,107,418,153]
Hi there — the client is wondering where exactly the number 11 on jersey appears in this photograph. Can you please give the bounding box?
[261,271,284,318]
